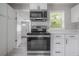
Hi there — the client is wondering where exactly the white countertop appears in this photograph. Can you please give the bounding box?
[47,29,79,34]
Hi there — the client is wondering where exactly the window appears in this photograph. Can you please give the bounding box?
[49,11,64,30]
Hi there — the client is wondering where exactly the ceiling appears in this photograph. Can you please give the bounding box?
[8,3,29,10]
[9,3,77,10]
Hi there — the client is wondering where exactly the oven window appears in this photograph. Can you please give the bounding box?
[31,39,47,50]
[27,37,50,51]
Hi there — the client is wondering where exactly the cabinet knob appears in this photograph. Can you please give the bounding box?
[66,39,68,44]
[70,36,75,37]
[15,40,17,42]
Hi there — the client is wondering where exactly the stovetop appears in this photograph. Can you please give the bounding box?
[27,32,50,35]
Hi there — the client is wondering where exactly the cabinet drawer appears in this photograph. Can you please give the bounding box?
[54,38,64,45]
[54,34,64,39]
[0,3,7,17]
[53,50,64,56]
[53,45,64,51]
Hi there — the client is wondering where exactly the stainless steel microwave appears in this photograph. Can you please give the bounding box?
[30,11,47,18]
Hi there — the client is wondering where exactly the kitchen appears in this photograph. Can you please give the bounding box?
[0,3,79,56]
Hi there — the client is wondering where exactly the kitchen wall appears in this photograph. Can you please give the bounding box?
[47,3,77,30]
[15,10,30,47]
[10,3,78,30]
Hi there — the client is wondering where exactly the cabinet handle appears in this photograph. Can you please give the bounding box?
[55,51,61,53]
[56,36,61,37]
[56,42,60,44]
[15,40,17,42]
[70,36,75,37]
[66,39,67,44]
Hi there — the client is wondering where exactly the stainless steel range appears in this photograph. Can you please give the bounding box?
[27,26,50,56]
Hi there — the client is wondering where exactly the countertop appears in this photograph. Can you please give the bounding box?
[47,29,79,34]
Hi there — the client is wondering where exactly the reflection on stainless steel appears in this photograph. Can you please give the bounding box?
[27,51,50,56]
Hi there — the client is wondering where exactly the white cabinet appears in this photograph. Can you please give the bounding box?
[51,33,79,56]
[7,5,16,19]
[0,3,7,17]
[65,34,79,56]
[71,4,79,22]
[8,18,17,53]
[7,4,17,54]
[0,16,7,55]
[0,3,8,56]
[30,3,47,10]
[51,34,65,56]
[0,4,16,55]
[39,3,47,10]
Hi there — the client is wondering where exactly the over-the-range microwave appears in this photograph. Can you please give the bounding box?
[30,11,47,18]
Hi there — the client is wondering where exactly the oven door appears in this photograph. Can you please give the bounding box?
[27,36,50,51]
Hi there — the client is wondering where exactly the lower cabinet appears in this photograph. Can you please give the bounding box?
[65,34,79,56]
[51,34,65,56]
[51,33,79,56]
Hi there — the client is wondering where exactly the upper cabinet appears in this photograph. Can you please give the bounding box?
[30,3,47,10]
[71,4,79,22]
[7,5,16,19]
[0,3,7,17]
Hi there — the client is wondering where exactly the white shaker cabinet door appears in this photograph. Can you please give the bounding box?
[30,3,47,10]
[71,4,79,22]
[65,34,79,56]
[7,5,16,19]
[30,3,39,10]
[0,3,7,17]
[39,3,47,10]
[0,16,7,55]
[8,18,17,53]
